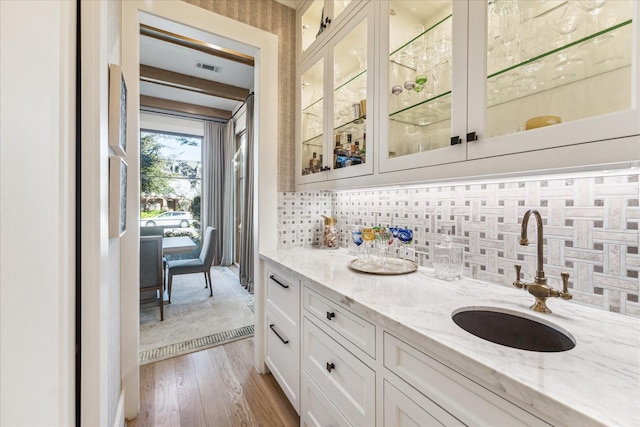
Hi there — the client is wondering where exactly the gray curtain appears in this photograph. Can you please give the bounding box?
[202,119,235,266]
[239,95,254,292]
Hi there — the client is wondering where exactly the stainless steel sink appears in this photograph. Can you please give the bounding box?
[452,307,575,352]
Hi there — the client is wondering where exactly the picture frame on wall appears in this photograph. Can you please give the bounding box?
[108,63,127,156]
[109,156,128,237]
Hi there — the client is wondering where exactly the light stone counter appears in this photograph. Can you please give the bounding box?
[260,247,640,426]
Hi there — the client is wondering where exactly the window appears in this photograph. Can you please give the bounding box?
[140,130,202,236]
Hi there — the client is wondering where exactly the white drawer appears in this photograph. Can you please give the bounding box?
[301,371,352,427]
[383,379,463,427]
[266,265,300,331]
[302,317,375,427]
[265,312,300,413]
[384,333,551,427]
[303,285,375,358]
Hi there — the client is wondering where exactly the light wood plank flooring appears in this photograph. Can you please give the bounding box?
[128,337,299,427]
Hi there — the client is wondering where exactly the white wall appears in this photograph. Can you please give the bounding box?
[0,1,76,425]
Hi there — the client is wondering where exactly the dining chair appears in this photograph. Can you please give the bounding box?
[166,227,217,303]
[140,235,164,321]
[140,225,165,236]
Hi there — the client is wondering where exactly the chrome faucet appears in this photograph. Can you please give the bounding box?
[513,209,572,313]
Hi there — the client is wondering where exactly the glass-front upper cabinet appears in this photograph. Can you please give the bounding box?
[379,0,467,173]
[467,0,639,159]
[297,2,374,184]
[300,58,324,178]
[331,16,369,175]
[298,0,366,62]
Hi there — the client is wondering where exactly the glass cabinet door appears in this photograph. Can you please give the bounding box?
[380,0,465,174]
[300,58,325,178]
[331,17,369,173]
[300,0,356,59]
[486,0,634,138]
[301,1,325,57]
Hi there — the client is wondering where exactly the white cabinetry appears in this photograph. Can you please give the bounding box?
[292,281,553,427]
[296,0,640,190]
[297,1,375,185]
[383,332,551,426]
[264,264,301,413]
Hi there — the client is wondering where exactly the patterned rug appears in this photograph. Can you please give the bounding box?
[139,266,254,365]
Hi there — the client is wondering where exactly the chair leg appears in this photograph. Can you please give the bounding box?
[206,271,213,297]
[203,272,208,289]
[168,273,173,304]
[159,287,164,321]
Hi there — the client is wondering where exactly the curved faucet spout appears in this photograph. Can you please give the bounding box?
[520,209,546,284]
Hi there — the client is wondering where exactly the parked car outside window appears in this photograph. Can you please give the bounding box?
[141,211,192,228]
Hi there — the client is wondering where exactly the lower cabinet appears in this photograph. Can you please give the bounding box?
[265,311,300,412]
[263,268,555,426]
[383,378,463,427]
[383,333,551,426]
[301,371,352,427]
[302,317,376,427]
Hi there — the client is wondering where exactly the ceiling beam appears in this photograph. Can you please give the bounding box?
[140,95,232,120]
[140,24,255,67]
[140,65,250,102]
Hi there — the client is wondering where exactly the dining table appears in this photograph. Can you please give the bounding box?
[162,236,197,255]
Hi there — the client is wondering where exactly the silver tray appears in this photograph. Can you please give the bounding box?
[348,258,418,275]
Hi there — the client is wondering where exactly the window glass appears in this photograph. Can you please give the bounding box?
[140,130,202,238]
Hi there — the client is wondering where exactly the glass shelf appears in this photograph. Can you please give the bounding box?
[487,19,632,108]
[389,92,451,127]
[302,134,323,146]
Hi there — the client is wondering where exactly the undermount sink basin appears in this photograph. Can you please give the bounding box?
[452,307,576,352]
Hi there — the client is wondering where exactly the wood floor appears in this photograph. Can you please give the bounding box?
[128,337,300,427]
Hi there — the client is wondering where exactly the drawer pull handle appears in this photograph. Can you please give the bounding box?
[269,324,289,344]
[326,362,335,373]
[326,311,336,321]
[269,275,289,289]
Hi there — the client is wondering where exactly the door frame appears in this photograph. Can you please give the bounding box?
[118,1,278,420]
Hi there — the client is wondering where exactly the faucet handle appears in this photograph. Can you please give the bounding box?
[513,264,524,289]
[560,272,572,300]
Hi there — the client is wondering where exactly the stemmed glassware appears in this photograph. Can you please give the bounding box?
[351,229,363,262]
[361,228,376,264]
[375,231,393,267]
[397,228,414,265]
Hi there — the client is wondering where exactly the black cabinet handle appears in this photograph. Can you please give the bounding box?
[321,166,331,171]
[269,275,289,289]
[269,324,289,344]
[466,131,478,142]
[326,311,336,321]
[326,362,335,372]
[450,136,462,145]
[325,17,331,25]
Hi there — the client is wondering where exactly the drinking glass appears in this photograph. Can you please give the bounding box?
[351,230,363,262]
[397,228,414,265]
[361,228,376,264]
[375,231,393,267]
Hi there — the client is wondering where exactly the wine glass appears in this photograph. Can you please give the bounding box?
[375,231,393,268]
[351,230,363,263]
[397,228,414,265]
[361,228,376,264]
[388,227,399,257]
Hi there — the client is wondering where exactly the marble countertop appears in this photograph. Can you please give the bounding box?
[260,247,640,426]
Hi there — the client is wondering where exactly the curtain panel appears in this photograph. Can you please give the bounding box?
[239,95,255,292]
[202,119,235,266]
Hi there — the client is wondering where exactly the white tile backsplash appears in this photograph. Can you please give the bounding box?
[278,173,640,317]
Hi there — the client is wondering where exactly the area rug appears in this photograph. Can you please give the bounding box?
[139,266,254,365]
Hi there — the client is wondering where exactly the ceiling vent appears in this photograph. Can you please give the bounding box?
[196,62,221,73]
